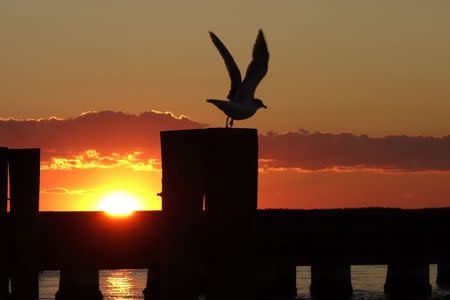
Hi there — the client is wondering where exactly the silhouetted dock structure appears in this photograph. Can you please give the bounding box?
[1,129,450,299]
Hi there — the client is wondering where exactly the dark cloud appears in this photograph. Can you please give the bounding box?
[1,112,449,172]
[260,130,450,171]
[0,110,204,161]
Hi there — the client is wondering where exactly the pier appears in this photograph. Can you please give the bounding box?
[1,129,450,299]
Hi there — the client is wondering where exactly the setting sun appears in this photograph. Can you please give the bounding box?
[98,191,142,216]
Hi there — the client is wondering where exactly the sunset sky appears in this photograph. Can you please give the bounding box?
[1,1,450,211]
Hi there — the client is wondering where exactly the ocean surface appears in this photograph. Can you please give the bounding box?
[38,265,450,299]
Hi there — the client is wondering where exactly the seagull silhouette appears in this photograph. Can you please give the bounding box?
[207,30,269,128]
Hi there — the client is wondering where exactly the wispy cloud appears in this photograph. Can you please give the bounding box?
[41,149,160,172]
[41,187,89,195]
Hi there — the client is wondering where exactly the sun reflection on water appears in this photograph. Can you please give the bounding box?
[102,270,135,299]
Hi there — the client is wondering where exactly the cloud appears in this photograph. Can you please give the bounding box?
[0,110,205,162]
[41,187,89,195]
[260,130,450,172]
[2,112,450,172]
[41,149,160,171]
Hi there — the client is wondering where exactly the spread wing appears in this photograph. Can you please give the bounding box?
[209,32,242,101]
[235,30,269,102]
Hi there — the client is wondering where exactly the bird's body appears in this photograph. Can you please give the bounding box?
[207,30,269,127]
[207,99,258,120]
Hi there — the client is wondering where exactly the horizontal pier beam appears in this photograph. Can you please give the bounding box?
[0,209,449,270]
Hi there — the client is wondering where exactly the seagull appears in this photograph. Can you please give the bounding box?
[207,30,269,128]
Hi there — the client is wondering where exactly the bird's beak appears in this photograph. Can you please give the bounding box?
[262,104,267,109]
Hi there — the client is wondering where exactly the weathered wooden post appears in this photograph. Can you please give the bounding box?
[310,264,353,297]
[0,148,7,214]
[437,263,450,288]
[143,264,161,300]
[256,263,297,298]
[8,148,40,299]
[205,128,258,300]
[144,129,206,300]
[384,263,431,296]
[55,268,103,300]
[0,147,10,299]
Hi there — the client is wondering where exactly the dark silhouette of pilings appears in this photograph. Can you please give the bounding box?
[384,263,431,296]
[256,263,297,298]
[0,148,7,215]
[148,128,258,300]
[8,149,40,299]
[310,264,352,297]
[437,263,450,288]
[205,128,258,300]
[150,129,206,300]
[143,264,161,300]
[0,147,10,299]
[55,269,102,300]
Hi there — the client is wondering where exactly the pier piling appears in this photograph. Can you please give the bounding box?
[8,149,40,299]
[55,269,102,300]
[384,263,431,296]
[205,128,258,300]
[143,264,161,300]
[0,148,7,215]
[437,263,450,288]
[154,128,258,300]
[310,264,353,297]
[0,147,10,299]
[155,129,206,300]
[256,263,297,298]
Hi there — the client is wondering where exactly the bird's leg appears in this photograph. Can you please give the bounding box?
[225,117,230,128]
[229,118,234,128]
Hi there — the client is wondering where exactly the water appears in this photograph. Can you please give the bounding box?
[38,265,450,299]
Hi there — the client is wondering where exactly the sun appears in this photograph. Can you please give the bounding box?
[98,191,142,216]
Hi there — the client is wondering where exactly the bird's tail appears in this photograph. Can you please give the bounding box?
[206,99,229,112]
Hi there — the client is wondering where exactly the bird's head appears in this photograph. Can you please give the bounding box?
[254,98,267,109]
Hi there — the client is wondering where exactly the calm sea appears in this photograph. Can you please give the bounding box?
[38,265,450,299]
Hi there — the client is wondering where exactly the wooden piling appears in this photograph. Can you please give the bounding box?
[205,128,258,300]
[0,148,7,214]
[384,263,431,296]
[310,264,353,297]
[143,264,161,300]
[256,263,297,298]
[437,263,450,288]
[55,269,102,300]
[8,148,40,300]
[0,147,10,299]
[152,129,207,300]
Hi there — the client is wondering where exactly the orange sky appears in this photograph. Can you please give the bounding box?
[1,112,450,211]
[1,1,450,135]
[1,2,450,210]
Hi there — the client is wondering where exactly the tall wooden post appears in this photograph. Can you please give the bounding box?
[257,263,297,298]
[0,147,10,299]
[310,264,352,297]
[384,263,431,296]
[437,263,450,288]
[205,128,258,300]
[55,268,102,300]
[143,264,161,300]
[145,129,206,300]
[0,148,7,215]
[9,148,40,300]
